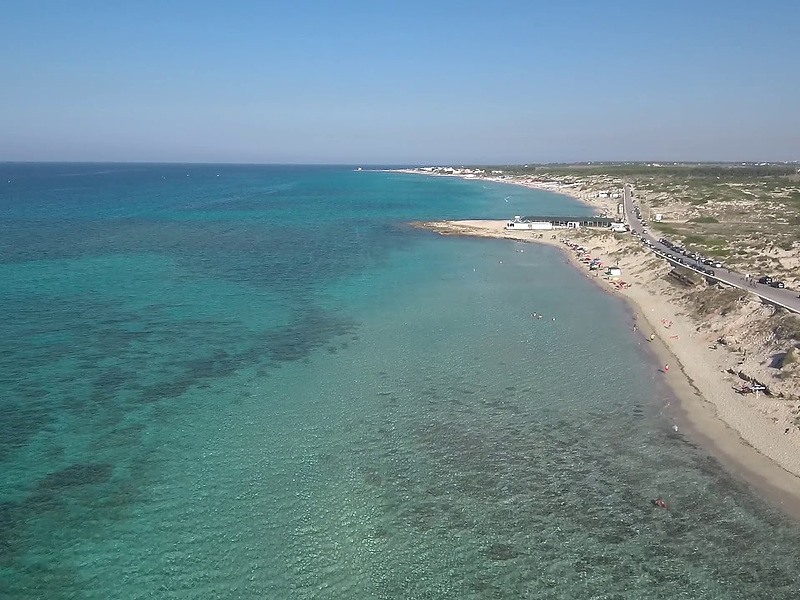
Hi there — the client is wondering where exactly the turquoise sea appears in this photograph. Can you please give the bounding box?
[1,164,799,599]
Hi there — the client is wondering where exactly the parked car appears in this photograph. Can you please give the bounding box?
[770,281,785,288]
[758,276,773,285]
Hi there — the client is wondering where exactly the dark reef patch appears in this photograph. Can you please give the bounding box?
[37,463,114,491]
[262,307,358,364]
[486,542,520,561]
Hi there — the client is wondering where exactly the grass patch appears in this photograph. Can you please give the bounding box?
[654,224,680,237]
[773,315,800,342]
[704,248,731,257]
[683,234,704,245]
[778,347,798,369]
[705,237,728,246]
[691,287,745,316]
[668,266,704,288]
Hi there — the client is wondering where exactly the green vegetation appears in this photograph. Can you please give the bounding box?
[652,224,679,236]
[779,347,798,369]
[773,315,800,342]
[683,235,704,246]
[668,266,703,288]
[479,161,800,285]
[691,287,745,316]
[492,163,798,179]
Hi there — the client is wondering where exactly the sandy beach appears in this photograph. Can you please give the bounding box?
[410,208,800,517]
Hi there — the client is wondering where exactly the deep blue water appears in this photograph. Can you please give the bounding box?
[1,163,799,599]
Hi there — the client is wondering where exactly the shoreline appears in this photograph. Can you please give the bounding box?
[384,167,604,213]
[413,218,800,520]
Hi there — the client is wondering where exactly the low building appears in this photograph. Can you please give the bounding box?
[505,220,553,230]
[506,215,615,230]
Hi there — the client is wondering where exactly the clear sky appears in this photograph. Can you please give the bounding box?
[1,0,798,164]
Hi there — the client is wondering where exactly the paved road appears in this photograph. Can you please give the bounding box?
[622,184,800,314]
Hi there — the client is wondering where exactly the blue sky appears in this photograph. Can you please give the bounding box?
[1,1,798,164]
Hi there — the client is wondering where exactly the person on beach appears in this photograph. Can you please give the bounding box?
[664,364,669,372]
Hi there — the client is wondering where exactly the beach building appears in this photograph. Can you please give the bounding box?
[506,215,614,231]
[505,219,553,231]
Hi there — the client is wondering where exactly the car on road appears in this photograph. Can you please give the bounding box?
[770,281,785,288]
[758,276,774,285]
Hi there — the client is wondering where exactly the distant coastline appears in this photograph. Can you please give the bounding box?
[382,166,599,211]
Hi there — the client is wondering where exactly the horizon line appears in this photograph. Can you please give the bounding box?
[2,159,799,167]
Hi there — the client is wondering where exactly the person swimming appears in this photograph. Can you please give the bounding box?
[651,498,669,510]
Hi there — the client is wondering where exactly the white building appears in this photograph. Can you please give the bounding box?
[505,220,553,231]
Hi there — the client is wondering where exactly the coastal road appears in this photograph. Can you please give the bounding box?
[622,184,800,315]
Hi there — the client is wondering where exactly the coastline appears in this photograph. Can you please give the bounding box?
[412,218,800,519]
[385,167,606,213]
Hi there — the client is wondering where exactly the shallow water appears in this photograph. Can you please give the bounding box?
[1,165,798,598]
